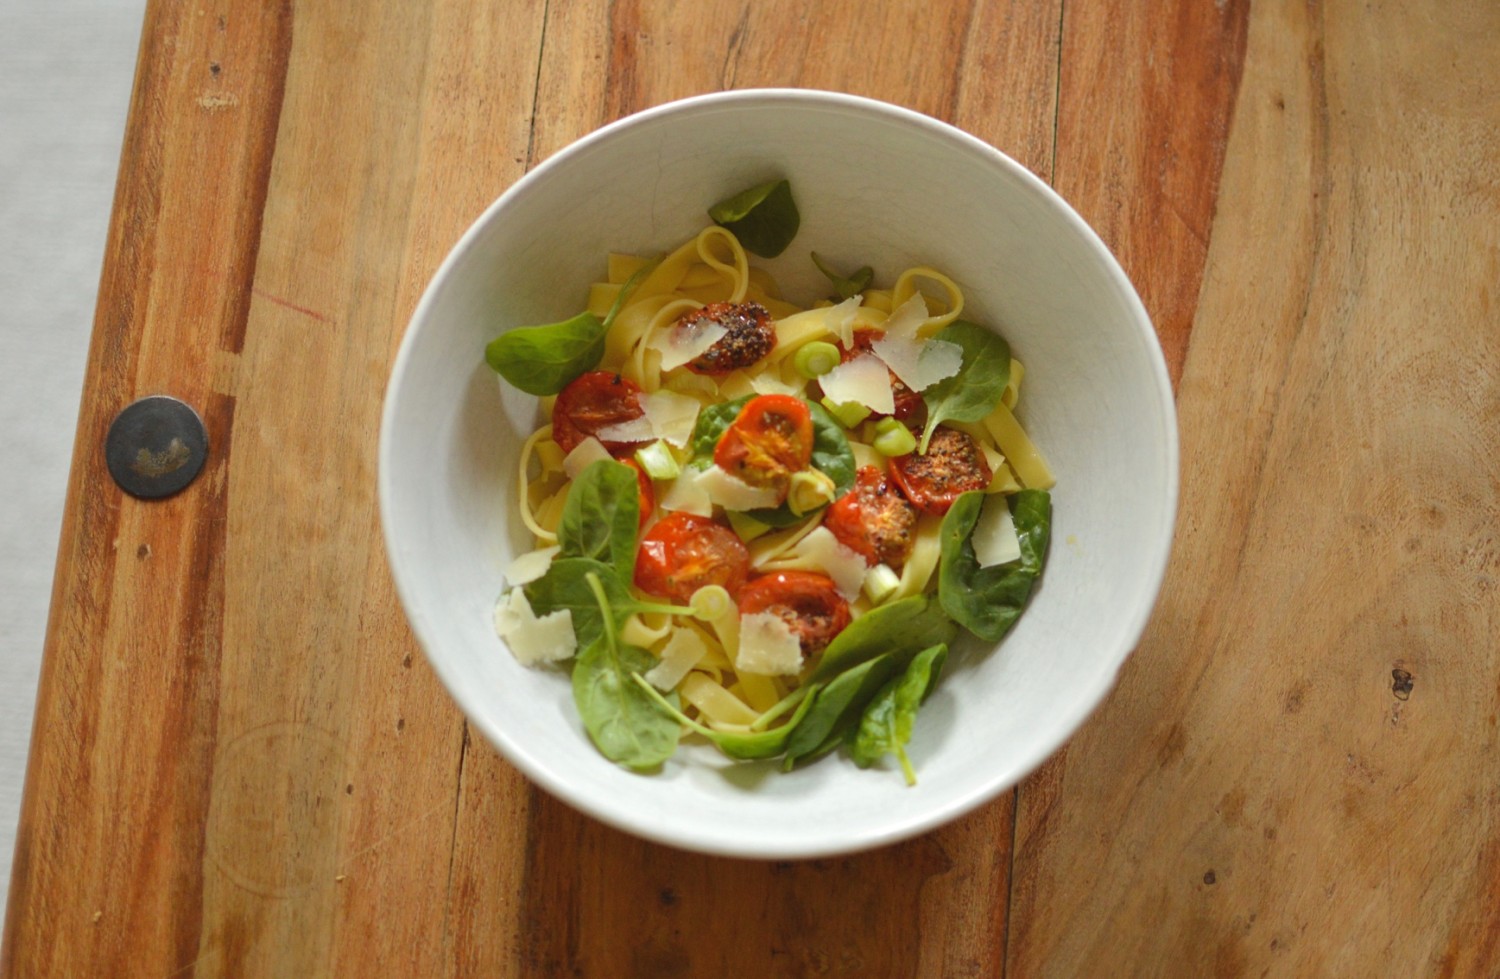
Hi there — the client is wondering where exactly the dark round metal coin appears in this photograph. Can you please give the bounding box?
[105,395,209,499]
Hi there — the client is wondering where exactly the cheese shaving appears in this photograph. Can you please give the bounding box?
[494,588,576,666]
[652,315,726,371]
[817,353,895,415]
[972,495,1022,567]
[503,545,560,586]
[735,612,805,676]
[562,437,613,479]
[696,465,783,511]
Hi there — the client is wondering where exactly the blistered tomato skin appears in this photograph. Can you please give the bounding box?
[713,394,815,497]
[888,426,993,515]
[551,371,647,455]
[634,511,751,605]
[738,571,852,656]
[676,302,776,375]
[824,466,920,570]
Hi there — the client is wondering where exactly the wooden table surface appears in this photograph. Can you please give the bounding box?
[5,0,1498,975]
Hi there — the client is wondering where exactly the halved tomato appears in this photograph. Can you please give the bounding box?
[674,301,776,375]
[824,466,919,570]
[841,328,925,421]
[621,459,655,529]
[888,426,993,515]
[634,511,750,605]
[738,571,852,656]
[552,370,647,455]
[712,394,814,500]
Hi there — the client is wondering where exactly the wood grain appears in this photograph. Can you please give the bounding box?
[1007,0,1500,975]
[6,0,1497,975]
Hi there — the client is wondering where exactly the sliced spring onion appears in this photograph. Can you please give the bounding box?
[634,440,681,480]
[872,417,917,457]
[793,341,841,379]
[821,397,872,430]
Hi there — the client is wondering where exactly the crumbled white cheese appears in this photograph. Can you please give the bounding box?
[562,436,614,479]
[697,464,783,511]
[652,316,727,371]
[795,526,871,600]
[493,588,576,666]
[972,495,1022,567]
[735,612,804,676]
[643,627,709,691]
[503,545,560,586]
[817,353,895,415]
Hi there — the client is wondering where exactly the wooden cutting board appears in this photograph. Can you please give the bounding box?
[5,0,1498,975]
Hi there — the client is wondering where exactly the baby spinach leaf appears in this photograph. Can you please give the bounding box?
[485,311,607,396]
[484,257,660,395]
[709,179,800,258]
[688,395,753,460]
[811,252,873,301]
[918,321,1011,453]
[687,396,856,528]
[782,654,897,769]
[559,459,641,580]
[807,595,957,684]
[848,643,949,785]
[569,572,681,771]
[633,676,823,760]
[523,557,633,648]
[937,489,1051,641]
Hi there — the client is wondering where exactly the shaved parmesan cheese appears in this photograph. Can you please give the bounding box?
[735,612,805,676]
[824,295,863,349]
[640,389,702,447]
[643,627,708,691]
[697,465,782,511]
[871,332,963,393]
[972,495,1022,567]
[652,316,726,371]
[659,464,715,518]
[817,353,895,415]
[494,588,576,666]
[881,293,929,339]
[773,295,863,350]
[796,526,872,600]
[598,389,702,447]
[503,545,560,586]
[749,370,803,397]
[562,437,614,479]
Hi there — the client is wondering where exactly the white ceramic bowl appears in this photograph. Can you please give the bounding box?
[380,89,1177,859]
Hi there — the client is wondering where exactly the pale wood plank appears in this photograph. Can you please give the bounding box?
[1008,0,1500,975]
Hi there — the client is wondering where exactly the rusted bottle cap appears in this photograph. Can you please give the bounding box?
[105,395,208,499]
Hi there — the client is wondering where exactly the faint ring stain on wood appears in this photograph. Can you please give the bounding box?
[205,721,347,898]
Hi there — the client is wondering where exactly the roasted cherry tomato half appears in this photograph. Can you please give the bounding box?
[675,301,776,375]
[824,466,919,570]
[621,459,655,529]
[738,571,852,657]
[551,370,647,456]
[712,394,815,499]
[888,425,993,516]
[634,512,750,605]
[841,328,925,421]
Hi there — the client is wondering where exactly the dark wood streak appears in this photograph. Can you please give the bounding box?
[1052,0,1251,388]
[217,0,294,355]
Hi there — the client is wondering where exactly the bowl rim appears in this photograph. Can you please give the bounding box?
[379,87,1179,859]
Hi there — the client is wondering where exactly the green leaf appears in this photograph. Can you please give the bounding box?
[848,643,949,784]
[572,639,681,771]
[559,459,641,581]
[686,396,856,527]
[523,557,633,648]
[918,321,1012,453]
[634,676,823,760]
[568,571,681,770]
[782,654,898,768]
[937,489,1051,641]
[484,257,661,395]
[811,252,873,300]
[709,179,800,258]
[485,311,607,396]
[807,595,957,684]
